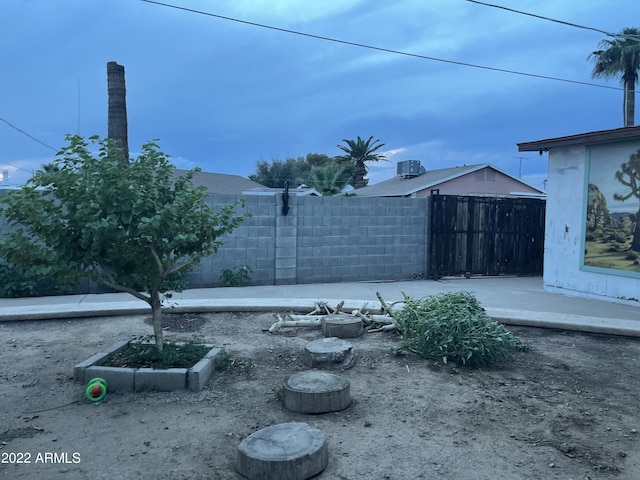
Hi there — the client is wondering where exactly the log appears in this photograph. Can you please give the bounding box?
[321,313,363,338]
[236,422,328,480]
[304,337,356,370]
[282,370,351,414]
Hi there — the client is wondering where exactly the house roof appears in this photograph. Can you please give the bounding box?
[353,163,544,197]
[174,169,265,195]
[242,187,321,196]
[518,126,640,152]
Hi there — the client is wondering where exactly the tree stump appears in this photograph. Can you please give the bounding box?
[282,370,351,414]
[236,422,328,480]
[321,313,363,338]
[303,337,356,370]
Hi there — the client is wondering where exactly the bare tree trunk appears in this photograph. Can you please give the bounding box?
[107,61,129,160]
[150,290,164,351]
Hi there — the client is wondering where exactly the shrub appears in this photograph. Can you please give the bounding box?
[220,265,252,287]
[386,291,527,367]
[0,259,72,298]
[103,337,210,370]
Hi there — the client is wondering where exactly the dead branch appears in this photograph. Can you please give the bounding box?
[267,300,399,334]
[268,313,322,333]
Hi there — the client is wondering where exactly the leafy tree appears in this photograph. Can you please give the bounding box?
[248,153,334,188]
[0,135,247,350]
[336,136,386,189]
[613,147,640,251]
[590,28,640,126]
[307,163,350,196]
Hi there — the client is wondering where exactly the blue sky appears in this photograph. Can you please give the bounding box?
[1,0,639,190]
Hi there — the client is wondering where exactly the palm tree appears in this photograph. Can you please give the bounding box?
[307,164,349,196]
[336,136,386,189]
[41,162,60,173]
[590,28,640,127]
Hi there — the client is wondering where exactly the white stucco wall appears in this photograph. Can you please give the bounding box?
[544,145,640,304]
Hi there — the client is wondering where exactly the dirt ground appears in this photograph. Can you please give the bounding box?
[1,309,639,480]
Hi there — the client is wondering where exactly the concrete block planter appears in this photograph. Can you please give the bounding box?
[74,341,224,392]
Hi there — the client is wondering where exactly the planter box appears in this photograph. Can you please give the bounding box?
[74,341,225,392]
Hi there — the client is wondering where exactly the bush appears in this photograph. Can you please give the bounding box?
[387,291,527,367]
[0,259,72,298]
[220,265,252,287]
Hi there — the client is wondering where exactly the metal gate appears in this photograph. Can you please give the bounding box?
[429,194,545,278]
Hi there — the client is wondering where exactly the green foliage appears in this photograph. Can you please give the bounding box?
[336,135,386,189]
[220,264,253,287]
[384,291,527,367]
[307,163,350,196]
[102,338,211,370]
[248,153,334,188]
[0,259,73,298]
[590,28,640,126]
[0,134,247,349]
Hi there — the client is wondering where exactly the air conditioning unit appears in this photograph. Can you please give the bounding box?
[397,160,424,178]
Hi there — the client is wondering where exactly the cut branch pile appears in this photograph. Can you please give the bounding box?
[267,300,399,334]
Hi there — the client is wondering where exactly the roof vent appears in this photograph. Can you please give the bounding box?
[397,160,425,178]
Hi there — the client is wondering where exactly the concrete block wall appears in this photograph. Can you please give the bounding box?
[294,196,427,283]
[1,190,429,290]
[188,194,428,287]
[186,194,277,287]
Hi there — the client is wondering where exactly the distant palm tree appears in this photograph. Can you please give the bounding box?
[336,136,386,189]
[41,162,60,173]
[590,28,640,127]
[307,164,349,196]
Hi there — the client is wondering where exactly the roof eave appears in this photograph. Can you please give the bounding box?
[518,126,640,152]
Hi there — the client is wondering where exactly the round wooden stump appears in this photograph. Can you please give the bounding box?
[236,422,328,480]
[283,370,351,414]
[303,337,356,370]
[321,313,363,338]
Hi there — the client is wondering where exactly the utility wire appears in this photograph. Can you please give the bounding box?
[140,0,622,92]
[0,161,34,175]
[466,0,640,42]
[0,116,57,151]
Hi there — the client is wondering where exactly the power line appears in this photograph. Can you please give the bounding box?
[140,0,622,92]
[0,161,34,175]
[466,0,640,42]
[0,116,57,151]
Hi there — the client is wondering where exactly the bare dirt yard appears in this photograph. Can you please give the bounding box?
[1,310,639,480]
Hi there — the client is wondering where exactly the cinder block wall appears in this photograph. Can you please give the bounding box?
[188,194,428,287]
[0,190,429,290]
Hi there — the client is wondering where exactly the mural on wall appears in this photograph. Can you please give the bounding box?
[584,144,640,275]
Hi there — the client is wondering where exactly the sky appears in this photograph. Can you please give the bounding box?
[1,0,640,191]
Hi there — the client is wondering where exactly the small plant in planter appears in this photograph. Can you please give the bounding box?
[0,134,248,354]
[103,336,211,370]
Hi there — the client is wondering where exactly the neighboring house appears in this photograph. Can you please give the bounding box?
[518,125,640,305]
[174,169,265,195]
[352,161,545,198]
[241,187,320,197]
